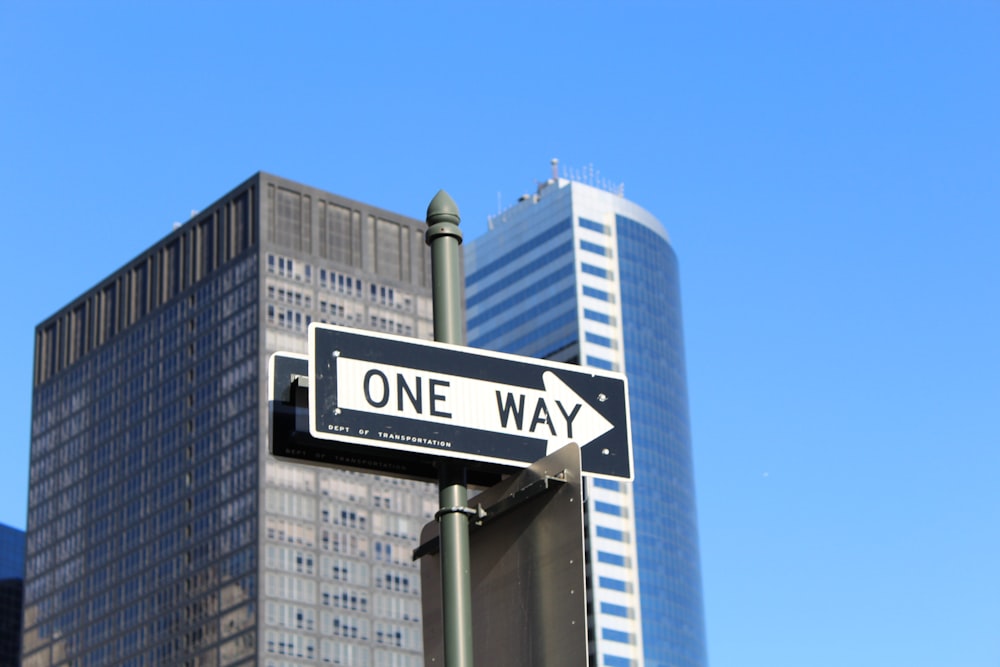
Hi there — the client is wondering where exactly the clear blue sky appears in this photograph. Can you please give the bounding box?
[2,2,997,666]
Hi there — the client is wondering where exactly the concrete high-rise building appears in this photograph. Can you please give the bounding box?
[0,522,26,665]
[25,173,441,666]
[465,164,707,667]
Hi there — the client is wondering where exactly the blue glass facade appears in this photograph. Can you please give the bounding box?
[616,215,707,667]
[468,213,578,361]
[466,175,707,667]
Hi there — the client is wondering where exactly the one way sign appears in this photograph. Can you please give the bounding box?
[308,324,633,481]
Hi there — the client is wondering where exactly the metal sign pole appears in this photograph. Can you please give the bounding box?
[425,190,474,667]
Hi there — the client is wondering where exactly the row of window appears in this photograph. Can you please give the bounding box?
[583,285,613,302]
[263,487,429,539]
[267,305,311,332]
[268,254,307,281]
[587,356,615,371]
[264,634,421,666]
[602,627,634,644]
[595,500,625,517]
[467,266,574,333]
[263,573,421,617]
[587,331,616,349]
[265,629,316,660]
[373,567,416,595]
[320,268,362,297]
[265,517,315,548]
[466,217,572,288]
[473,299,577,355]
[585,308,613,325]
[267,602,387,635]
[267,254,415,312]
[266,293,415,336]
[581,239,611,257]
[319,300,362,323]
[582,262,613,280]
[598,551,630,567]
[368,313,414,336]
[268,284,311,309]
[372,594,421,623]
[599,576,630,593]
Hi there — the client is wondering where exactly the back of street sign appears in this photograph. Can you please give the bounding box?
[417,443,590,666]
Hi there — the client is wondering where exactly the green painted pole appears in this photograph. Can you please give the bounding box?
[425,190,473,667]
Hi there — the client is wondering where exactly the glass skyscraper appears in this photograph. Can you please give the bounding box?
[24,173,441,666]
[0,522,26,665]
[465,164,708,667]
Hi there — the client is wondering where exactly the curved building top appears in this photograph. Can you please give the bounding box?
[486,166,671,246]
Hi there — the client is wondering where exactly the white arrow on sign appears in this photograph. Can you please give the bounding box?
[335,357,614,454]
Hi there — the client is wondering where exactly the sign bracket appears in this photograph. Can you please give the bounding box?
[412,471,569,561]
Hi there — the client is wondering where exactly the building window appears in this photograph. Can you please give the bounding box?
[582,263,610,279]
[597,526,624,541]
[593,478,620,491]
[586,332,614,348]
[580,240,609,257]
[579,217,607,234]
[586,356,614,370]
[600,602,630,618]
[597,551,626,567]
[594,501,622,516]
[602,628,632,644]
[583,286,612,301]
[584,309,612,325]
[599,576,627,592]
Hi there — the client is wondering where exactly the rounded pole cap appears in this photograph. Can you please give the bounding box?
[426,189,461,226]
